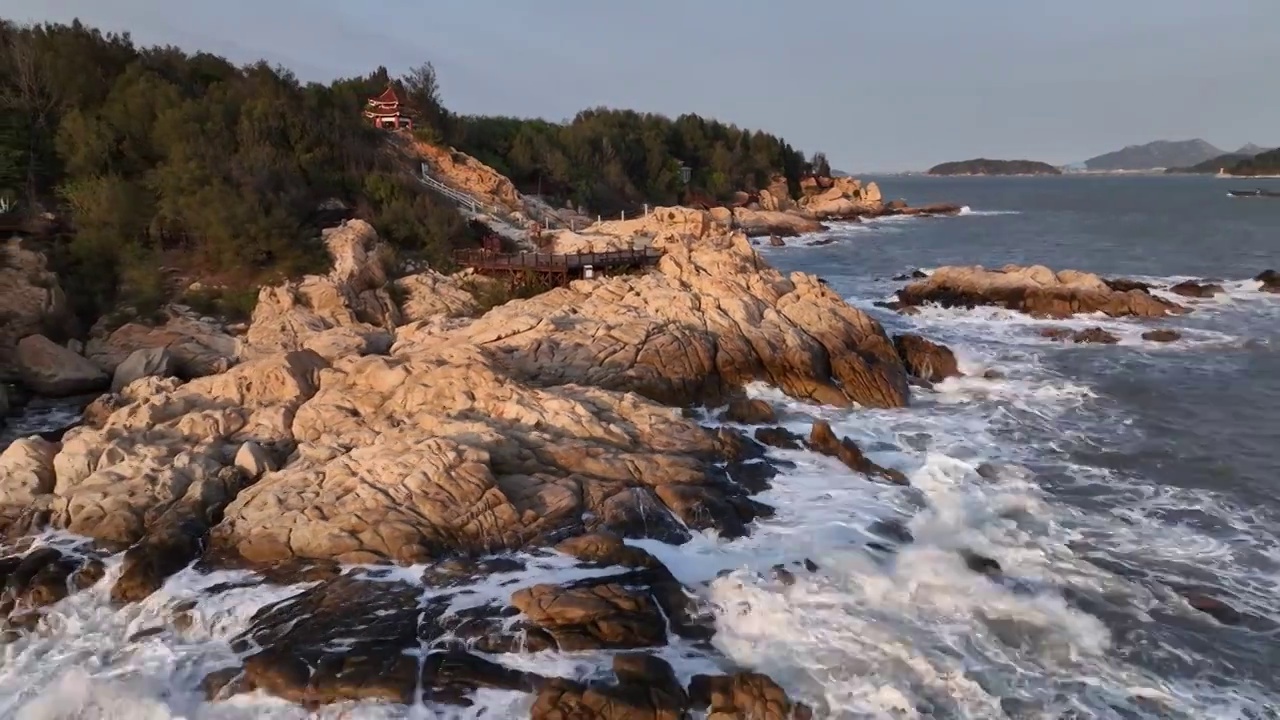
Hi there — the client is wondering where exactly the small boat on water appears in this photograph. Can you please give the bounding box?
[1227,188,1280,198]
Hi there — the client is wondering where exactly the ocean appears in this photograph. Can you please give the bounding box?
[2,175,1278,718]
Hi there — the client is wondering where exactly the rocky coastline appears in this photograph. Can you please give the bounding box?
[3,206,1275,713]
[0,212,956,716]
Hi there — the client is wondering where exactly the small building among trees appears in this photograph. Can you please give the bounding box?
[364,86,413,130]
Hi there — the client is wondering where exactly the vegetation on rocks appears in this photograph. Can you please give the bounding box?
[1,17,828,328]
[449,110,819,215]
[0,19,474,322]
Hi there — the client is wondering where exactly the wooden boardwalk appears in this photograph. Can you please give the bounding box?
[454,248,662,286]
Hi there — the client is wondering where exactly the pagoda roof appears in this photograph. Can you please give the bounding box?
[370,86,401,105]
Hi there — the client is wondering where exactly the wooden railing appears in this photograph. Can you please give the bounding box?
[454,248,662,271]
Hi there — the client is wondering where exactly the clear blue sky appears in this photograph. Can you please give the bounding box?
[5,0,1278,171]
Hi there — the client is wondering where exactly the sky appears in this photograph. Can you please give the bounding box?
[4,0,1278,172]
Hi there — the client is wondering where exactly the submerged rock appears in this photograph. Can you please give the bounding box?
[1039,326,1119,344]
[754,426,803,450]
[1142,329,1182,343]
[1168,280,1224,298]
[1183,592,1243,626]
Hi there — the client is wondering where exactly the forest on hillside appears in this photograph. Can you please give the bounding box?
[0,18,822,321]
[1229,149,1280,177]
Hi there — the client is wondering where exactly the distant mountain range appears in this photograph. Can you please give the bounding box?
[1083,140,1274,171]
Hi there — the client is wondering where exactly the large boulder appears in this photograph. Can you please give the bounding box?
[897,264,1184,318]
[15,335,108,397]
[110,347,176,392]
[730,207,825,237]
[0,239,74,381]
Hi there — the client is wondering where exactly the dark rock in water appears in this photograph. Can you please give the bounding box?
[769,235,785,247]
[532,654,687,720]
[868,518,915,545]
[803,558,819,572]
[421,556,527,587]
[0,547,98,622]
[1183,592,1243,625]
[893,333,961,383]
[976,463,1002,480]
[112,465,252,604]
[1039,327,1119,344]
[771,564,796,586]
[892,270,929,281]
[1104,278,1153,293]
[806,237,836,247]
[512,567,712,649]
[1168,280,1225,298]
[1254,269,1280,293]
[754,425,803,450]
[207,574,550,707]
[808,420,909,485]
[1142,329,1182,343]
[982,368,1003,379]
[689,672,813,720]
[961,550,1002,576]
[726,460,778,493]
[873,300,904,312]
[720,398,777,425]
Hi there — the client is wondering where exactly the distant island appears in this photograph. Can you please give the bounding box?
[1084,139,1225,172]
[927,159,1061,176]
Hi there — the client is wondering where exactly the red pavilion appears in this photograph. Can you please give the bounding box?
[364,86,413,130]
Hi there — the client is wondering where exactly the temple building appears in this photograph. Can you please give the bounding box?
[364,86,413,130]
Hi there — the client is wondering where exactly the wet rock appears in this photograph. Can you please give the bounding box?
[688,672,813,720]
[720,398,777,425]
[807,420,909,485]
[769,235,785,247]
[868,518,915,545]
[111,466,254,604]
[511,572,674,650]
[532,654,687,720]
[754,426,803,450]
[1168,280,1224,298]
[1104,278,1153,293]
[961,550,1002,576]
[0,547,96,621]
[771,565,796,586]
[898,265,1183,318]
[1142,329,1181,343]
[554,532,661,570]
[1183,592,1243,625]
[208,574,539,707]
[803,558,819,572]
[1039,326,1119,344]
[893,333,961,383]
[1256,269,1280,293]
[982,368,1003,379]
[892,270,929,281]
[725,460,778,494]
[419,556,527,587]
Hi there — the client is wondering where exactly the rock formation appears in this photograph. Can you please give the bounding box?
[0,214,926,713]
[0,239,74,382]
[85,309,238,380]
[15,335,108,397]
[896,265,1185,318]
